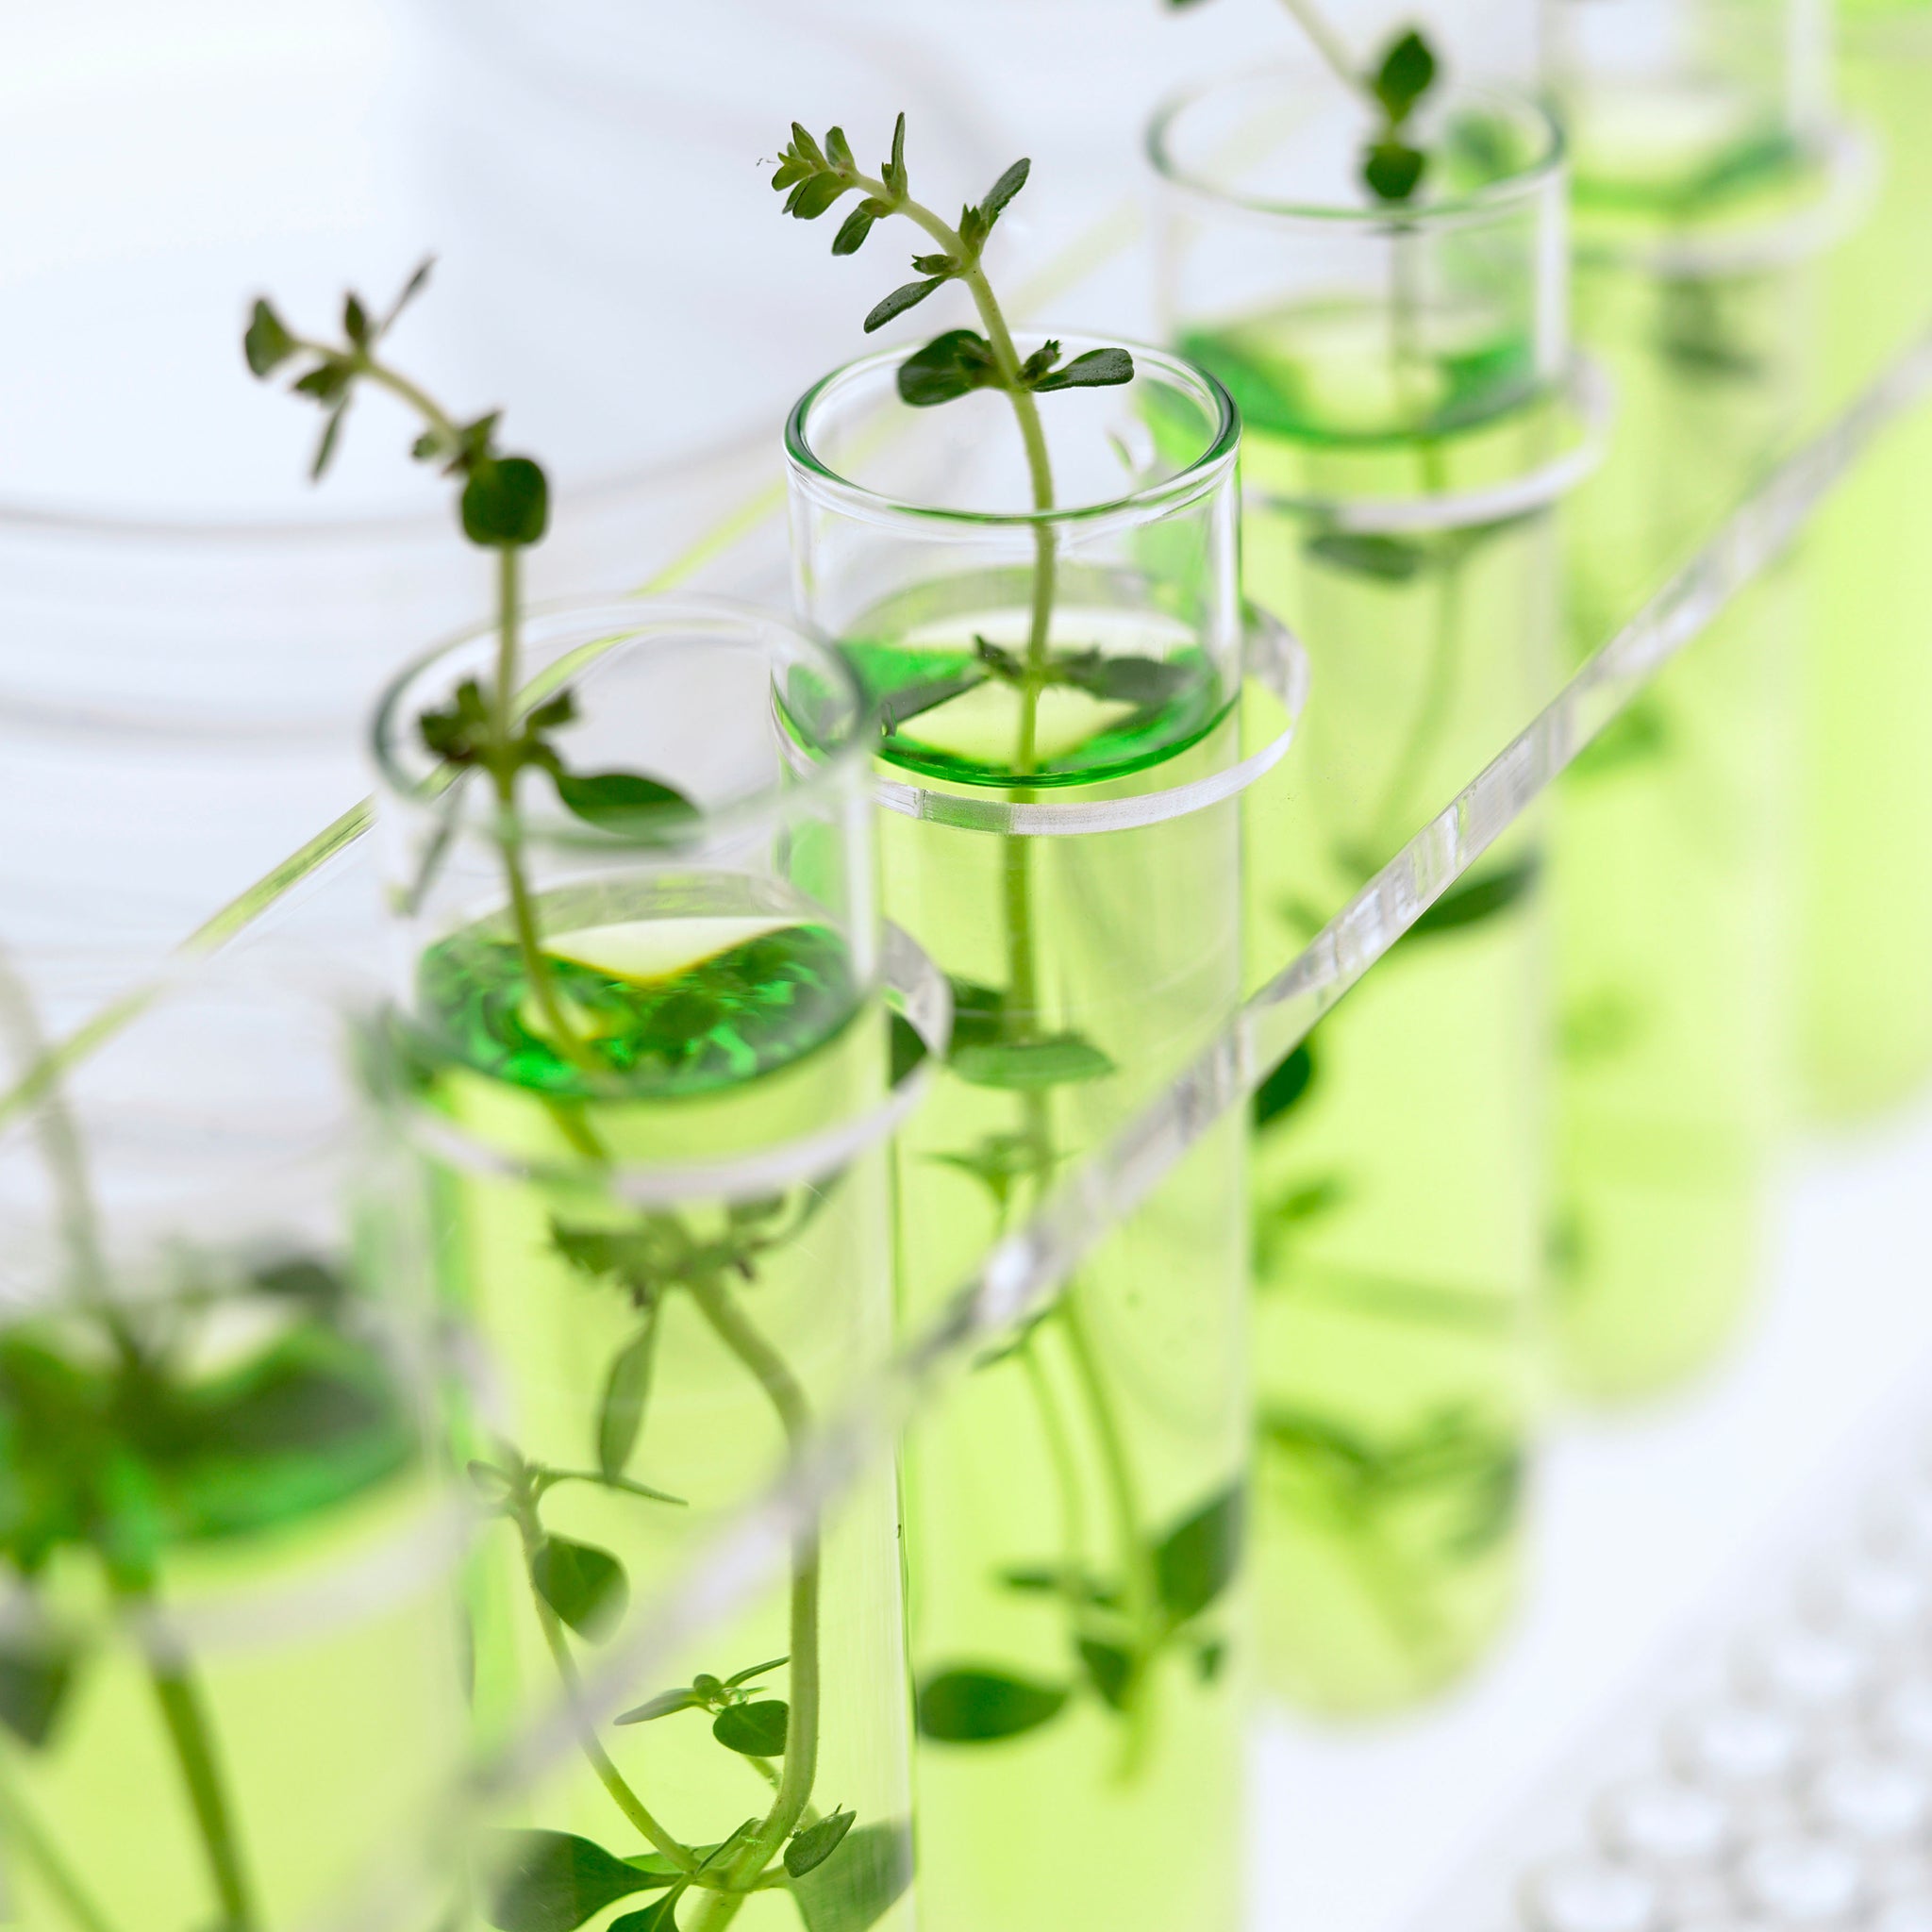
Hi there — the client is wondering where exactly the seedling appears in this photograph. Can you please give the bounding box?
[776,118,1243,1786]
[243,264,693,1080]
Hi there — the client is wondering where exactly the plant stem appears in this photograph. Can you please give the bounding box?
[488,548,601,1078]
[682,1274,820,1931]
[1056,1291,1161,1783]
[513,1508,699,1874]
[0,1764,125,1932]
[1272,0,1363,95]
[145,1656,258,1930]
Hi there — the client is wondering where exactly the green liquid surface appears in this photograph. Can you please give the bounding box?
[1199,300,1552,1713]
[838,580,1232,792]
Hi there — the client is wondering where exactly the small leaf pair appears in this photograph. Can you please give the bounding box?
[893,330,1132,407]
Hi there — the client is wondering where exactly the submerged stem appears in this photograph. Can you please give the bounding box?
[145,1654,258,1930]
[0,1763,126,1932]
[683,1274,821,1924]
[514,1507,698,1874]
[1057,1291,1161,1784]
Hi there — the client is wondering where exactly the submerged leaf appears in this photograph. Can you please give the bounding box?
[1306,531,1430,582]
[789,1821,913,1932]
[483,1829,658,1932]
[1076,1637,1135,1711]
[785,1807,858,1878]
[1403,855,1540,941]
[916,1667,1069,1741]
[0,1639,79,1749]
[712,1698,789,1756]
[951,1033,1116,1091]
[1253,1041,1317,1131]
[595,1318,658,1481]
[530,1537,628,1641]
[1154,1483,1244,1622]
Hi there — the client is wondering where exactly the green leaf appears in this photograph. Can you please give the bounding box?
[250,1255,348,1305]
[882,112,908,200]
[243,299,297,377]
[608,1899,681,1932]
[1372,28,1439,125]
[889,1009,927,1086]
[895,327,998,405]
[790,1821,913,1932]
[1253,1041,1317,1130]
[382,256,435,333]
[483,1829,657,1932]
[292,361,352,406]
[1030,346,1135,392]
[832,198,889,256]
[613,1684,704,1725]
[595,1318,658,1482]
[461,455,550,547]
[786,172,852,222]
[951,1033,1116,1091]
[1154,1482,1244,1622]
[530,1537,627,1641]
[927,1131,1047,1212]
[1054,652,1190,709]
[979,158,1031,229]
[0,1639,78,1749]
[712,1698,789,1756]
[1306,531,1430,582]
[343,292,372,347]
[917,1668,1069,1741]
[1076,1638,1135,1712]
[724,1655,789,1688]
[310,403,350,482]
[785,1807,857,1879]
[553,770,697,835]
[943,975,1007,1053]
[1364,141,1427,203]
[862,276,946,335]
[825,125,856,172]
[1404,855,1540,941]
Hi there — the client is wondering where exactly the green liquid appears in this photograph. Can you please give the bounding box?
[414,897,914,1932]
[1553,231,1804,1398]
[847,581,1251,1932]
[0,1274,459,1932]
[1799,15,1932,1117]
[1189,303,1552,1712]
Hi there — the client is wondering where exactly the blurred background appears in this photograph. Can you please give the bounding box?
[5,7,1932,1932]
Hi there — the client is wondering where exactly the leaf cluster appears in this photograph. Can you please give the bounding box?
[772,113,1134,408]
[243,258,550,545]
[1360,28,1441,203]
[0,1261,416,1751]
[616,1655,796,1761]
[915,1483,1244,1744]
[483,1818,909,1932]
[415,679,695,830]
